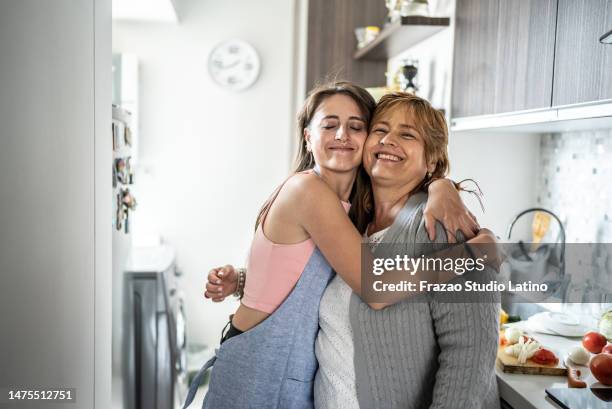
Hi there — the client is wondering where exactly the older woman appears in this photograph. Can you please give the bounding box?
[322,92,500,409]
[201,90,499,409]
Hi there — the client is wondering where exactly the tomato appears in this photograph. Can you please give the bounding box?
[590,353,612,385]
[583,331,608,354]
[602,344,612,354]
[531,348,559,366]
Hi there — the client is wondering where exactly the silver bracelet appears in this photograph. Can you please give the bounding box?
[233,267,246,299]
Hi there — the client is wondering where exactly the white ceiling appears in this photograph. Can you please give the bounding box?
[112,0,178,23]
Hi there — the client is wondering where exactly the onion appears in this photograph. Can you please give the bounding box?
[568,346,590,365]
[504,336,540,364]
[505,327,522,344]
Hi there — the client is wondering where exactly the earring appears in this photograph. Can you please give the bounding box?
[427,171,432,178]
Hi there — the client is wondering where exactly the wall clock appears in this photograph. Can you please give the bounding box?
[208,39,261,91]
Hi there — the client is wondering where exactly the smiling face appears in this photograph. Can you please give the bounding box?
[303,94,368,173]
[363,105,435,190]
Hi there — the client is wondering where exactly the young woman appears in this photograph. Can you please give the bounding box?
[186,83,485,409]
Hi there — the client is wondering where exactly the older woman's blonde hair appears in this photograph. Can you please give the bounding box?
[350,92,454,233]
[376,92,450,180]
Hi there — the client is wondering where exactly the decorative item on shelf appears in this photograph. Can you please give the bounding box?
[398,59,419,94]
[385,0,401,24]
[354,27,366,48]
[366,87,394,102]
[385,70,403,92]
[354,26,380,49]
[400,0,430,17]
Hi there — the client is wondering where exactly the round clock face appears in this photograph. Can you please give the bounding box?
[208,40,261,91]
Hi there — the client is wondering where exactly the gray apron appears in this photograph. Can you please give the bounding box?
[183,248,334,409]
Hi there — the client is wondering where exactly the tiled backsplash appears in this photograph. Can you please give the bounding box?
[537,129,612,243]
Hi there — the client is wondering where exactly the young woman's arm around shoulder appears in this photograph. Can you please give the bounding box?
[286,172,366,294]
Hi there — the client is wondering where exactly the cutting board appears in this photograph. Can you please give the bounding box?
[497,347,567,376]
[497,330,567,376]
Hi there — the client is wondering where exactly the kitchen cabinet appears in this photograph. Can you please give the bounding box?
[494,0,557,113]
[452,0,557,118]
[452,0,612,120]
[451,0,499,117]
[552,0,612,106]
[306,0,387,90]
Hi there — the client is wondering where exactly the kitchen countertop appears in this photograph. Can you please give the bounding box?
[496,329,606,408]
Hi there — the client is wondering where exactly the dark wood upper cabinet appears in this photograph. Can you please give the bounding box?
[306,0,387,90]
[552,0,612,106]
[452,0,500,118]
[494,0,557,113]
[452,0,558,118]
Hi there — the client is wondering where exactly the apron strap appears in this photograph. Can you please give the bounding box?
[182,355,217,409]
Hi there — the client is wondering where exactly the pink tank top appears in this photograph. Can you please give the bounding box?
[241,178,351,314]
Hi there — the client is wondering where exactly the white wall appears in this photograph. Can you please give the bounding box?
[113,0,298,347]
[448,131,540,238]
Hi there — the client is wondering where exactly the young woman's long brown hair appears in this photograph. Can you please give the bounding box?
[254,81,376,231]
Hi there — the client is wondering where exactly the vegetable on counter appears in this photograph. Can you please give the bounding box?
[568,346,590,366]
[582,331,608,354]
[505,336,541,364]
[590,353,612,385]
[504,327,523,345]
[500,309,508,325]
[599,310,612,341]
[531,348,559,366]
[499,309,520,326]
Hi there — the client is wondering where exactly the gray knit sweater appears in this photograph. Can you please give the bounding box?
[349,192,501,409]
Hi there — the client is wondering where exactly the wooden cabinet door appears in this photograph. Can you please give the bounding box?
[452,0,500,118]
[494,0,557,113]
[553,0,612,106]
[306,0,387,90]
